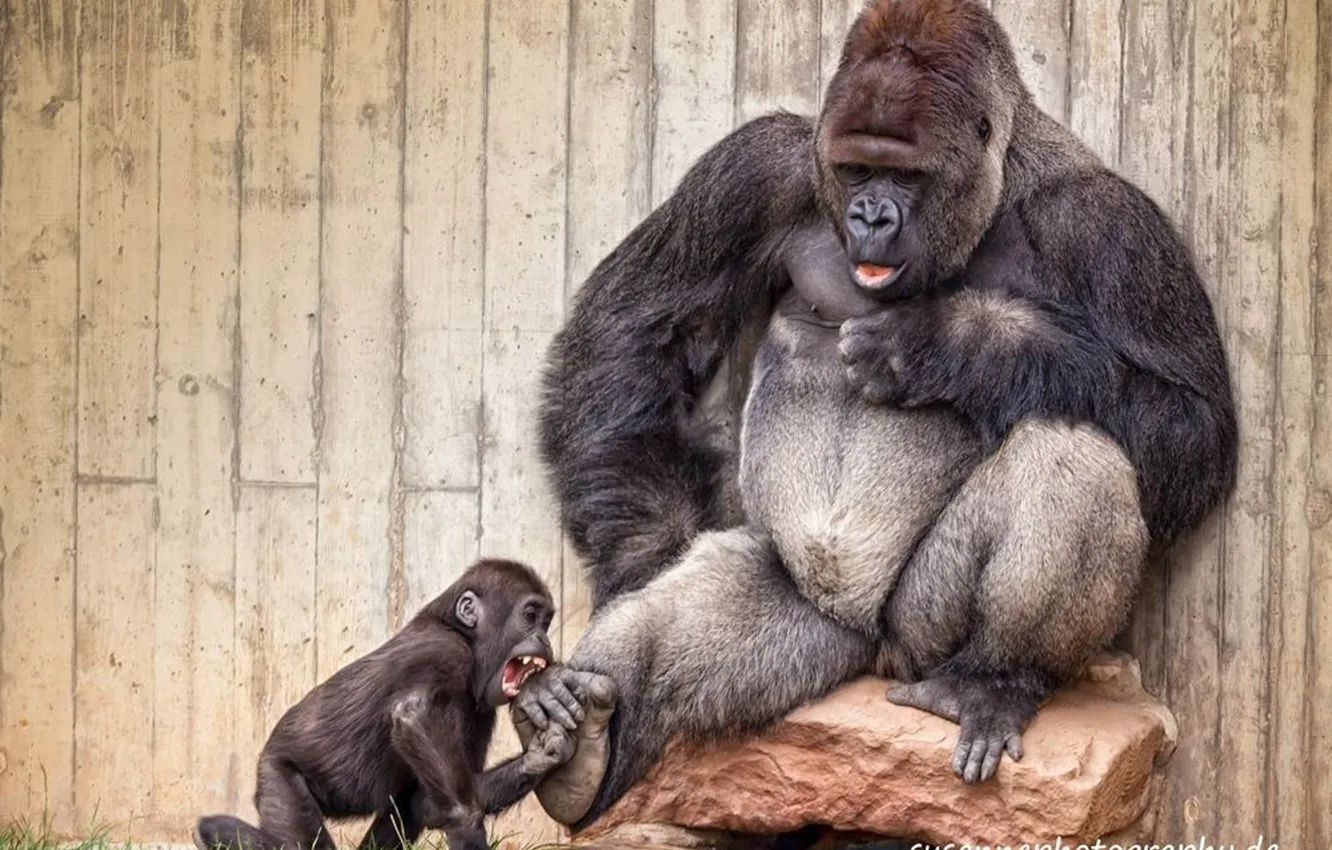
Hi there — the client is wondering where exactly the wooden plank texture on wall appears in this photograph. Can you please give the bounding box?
[315,0,404,677]
[73,483,157,833]
[77,0,160,481]
[990,0,1069,122]
[0,0,81,828]
[0,0,1329,846]
[480,0,570,841]
[1119,0,1190,708]
[400,0,485,497]
[820,0,863,101]
[153,0,242,824]
[560,0,654,646]
[1067,0,1122,169]
[238,0,324,487]
[1268,0,1320,840]
[1217,0,1284,839]
[736,0,820,123]
[1308,5,1332,840]
[652,0,736,202]
[233,485,318,821]
[1160,0,1232,840]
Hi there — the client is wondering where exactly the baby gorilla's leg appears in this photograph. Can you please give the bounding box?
[885,419,1148,784]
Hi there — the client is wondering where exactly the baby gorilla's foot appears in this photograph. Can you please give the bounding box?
[193,815,263,850]
[887,675,1042,784]
[511,667,618,825]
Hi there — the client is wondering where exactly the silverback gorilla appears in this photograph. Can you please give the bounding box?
[514,0,1238,831]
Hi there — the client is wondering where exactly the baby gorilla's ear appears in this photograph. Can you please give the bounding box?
[455,590,480,629]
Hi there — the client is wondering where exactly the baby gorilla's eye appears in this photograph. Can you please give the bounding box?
[524,605,539,626]
[834,163,874,185]
[978,116,992,143]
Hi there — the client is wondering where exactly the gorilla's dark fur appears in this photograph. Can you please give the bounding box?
[520,0,1238,831]
[194,560,572,850]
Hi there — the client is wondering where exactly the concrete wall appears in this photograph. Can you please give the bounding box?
[1,0,1328,845]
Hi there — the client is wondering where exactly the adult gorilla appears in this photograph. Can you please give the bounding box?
[514,0,1237,831]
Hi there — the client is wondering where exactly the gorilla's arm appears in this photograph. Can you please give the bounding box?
[839,169,1237,546]
[540,112,820,608]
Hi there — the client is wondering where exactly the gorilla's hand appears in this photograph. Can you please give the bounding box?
[838,302,944,407]
[512,664,592,731]
[522,724,578,776]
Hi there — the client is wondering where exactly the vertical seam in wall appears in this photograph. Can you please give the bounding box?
[313,0,331,679]
[1214,0,1236,796]
[72,0,85,818]
[1063,0,1074,128]
[731,0,740,129]
[1115,0,1126,170]
[387,0,409,632]
[475,0,490,556]
[0,0,10,783]
[561,0,573,311]
[149,0,163,805]
[152,0,162,487]
[814,0,823,112]
[1262,1,1291,831]
[558,0,575,656]
[1304,9,1323,836]
[646,0,656,206]
[229,0,247,813]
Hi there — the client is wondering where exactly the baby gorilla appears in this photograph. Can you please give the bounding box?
[194,558,574,850]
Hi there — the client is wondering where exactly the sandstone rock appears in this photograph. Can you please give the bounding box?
[579,653,1174,847]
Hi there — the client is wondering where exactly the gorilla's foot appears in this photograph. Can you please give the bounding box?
[193,815,263,850]
[887,676,1041,784]
[513,670,619,825]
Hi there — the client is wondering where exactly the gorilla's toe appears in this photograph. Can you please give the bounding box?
[954,703,1026,784]
[887,675,1037,783]
[885,679,962,723]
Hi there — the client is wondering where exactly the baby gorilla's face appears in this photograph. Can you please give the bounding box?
[480,590,555,707]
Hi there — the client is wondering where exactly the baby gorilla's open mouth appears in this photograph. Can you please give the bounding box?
[501,655,548,698]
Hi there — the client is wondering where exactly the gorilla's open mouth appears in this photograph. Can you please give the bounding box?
[854,262,906,290]
[501,655,548,697]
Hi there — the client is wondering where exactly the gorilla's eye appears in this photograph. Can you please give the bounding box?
[523,604,539,626]
[978,117,992,143]
[834,163,874,185]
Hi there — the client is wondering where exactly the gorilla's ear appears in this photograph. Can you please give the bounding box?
[455,590,480,629]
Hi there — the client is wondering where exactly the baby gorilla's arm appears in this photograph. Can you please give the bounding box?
[474,725,577,814]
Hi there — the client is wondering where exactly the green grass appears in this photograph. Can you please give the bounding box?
[0,816,574,850]
[0,815,120,850]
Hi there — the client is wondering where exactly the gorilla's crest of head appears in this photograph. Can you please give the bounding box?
[816,0,1028,298]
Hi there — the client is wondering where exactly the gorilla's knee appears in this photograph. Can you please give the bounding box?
[1003,418,1148,555]
[390,687,431,731]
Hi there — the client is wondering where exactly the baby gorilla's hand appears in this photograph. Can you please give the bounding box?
[522,724,576,777]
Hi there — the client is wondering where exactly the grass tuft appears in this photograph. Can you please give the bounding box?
[0,815,574,850]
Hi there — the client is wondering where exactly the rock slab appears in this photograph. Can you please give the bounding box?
[580,654,1175,847]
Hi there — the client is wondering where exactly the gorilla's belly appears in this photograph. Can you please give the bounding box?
[738,307,981,635]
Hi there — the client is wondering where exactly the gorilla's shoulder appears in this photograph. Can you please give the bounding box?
[1020,166,1182,246]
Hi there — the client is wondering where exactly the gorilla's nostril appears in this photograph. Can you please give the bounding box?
[849,196,902,232]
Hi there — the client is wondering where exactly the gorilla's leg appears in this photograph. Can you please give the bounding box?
[884,419,1148,784]
[518,527,876,830]
[512,673,617,825]
[194,757,335,850]
[354,788,424,850]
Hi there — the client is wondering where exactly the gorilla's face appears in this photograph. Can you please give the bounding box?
[814,0,1017,301]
